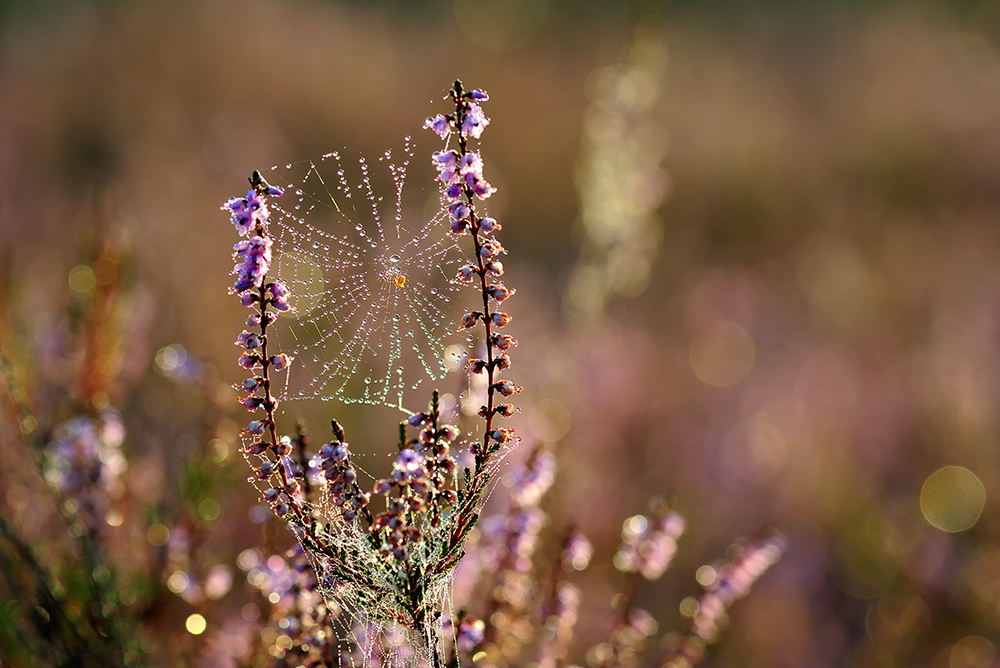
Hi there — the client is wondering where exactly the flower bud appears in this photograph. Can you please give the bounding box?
[491,312,511,327]
[494,380,522,397]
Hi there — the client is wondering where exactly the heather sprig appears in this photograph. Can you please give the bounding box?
[223,82,522,665]
[663,535,785,668]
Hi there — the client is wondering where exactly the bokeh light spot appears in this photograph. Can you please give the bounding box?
[185,613,206,635]
[528,398,571,442]
[155,344,187,374]
[920,466,985,532]
[951,635,996,668]
[689,321,755,387]
[146,523,170,546]
[68,265,96,299]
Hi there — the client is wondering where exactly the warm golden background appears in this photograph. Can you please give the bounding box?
[2,0,1000,666]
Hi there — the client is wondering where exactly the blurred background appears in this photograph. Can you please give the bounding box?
[2,0,1000,666]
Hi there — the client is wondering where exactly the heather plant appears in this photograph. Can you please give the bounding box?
[224,81,518,667]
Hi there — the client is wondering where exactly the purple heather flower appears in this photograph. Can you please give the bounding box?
[461,312,480,329]
[494,379,521,396]
[479,238,505,258]
[456,617,485,652]
[488,283,514,302]
[487,260,504,276]
[450,218,470,235]
[494,353,511,371]
[465,172,495,199]
[423,114,451,139]
[432,150,460,184]
[457,265,477,282]
[393,449,426,483]
[459,152,484,176]
[241,377,262,392]
[449,201,471,222]
[510,449,556,507]
[491,312,511,327]
[478,216,500,233]
[241,395,264,411]
[271,353,292,371]
[492,333,517,350]
[222,195,253,235]
[236,330,262,349]
[467,88,489,101]
[268,282,291,311]
[246,420,266,435]
[238,352,258,370]
[240,292,257,307]
[462,102,490,139]
[446,182,464,200]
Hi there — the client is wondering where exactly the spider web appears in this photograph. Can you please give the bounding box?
[263,137,465,412]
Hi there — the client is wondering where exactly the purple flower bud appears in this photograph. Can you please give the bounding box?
[275,437,291,456]
[491,312,511,327]
[467,89,489,101]
[491,428,515,443]
[238,353,258,370]
[478,217,500,233]
[495,403,518,417]
[241,377,262,392]
[493,353,511,371]
[487,261,504,276]
[246,421,266,435]
[449,201,470,222]
[457,265,477,282]
[468,358,487,374]
[460,312,480,329]
[256,461,274,480]
[488,283,514,302]
[479,239,505,259]
[240,292,258,307]
[438,424,459,442]
[240,395,264,411]
[494,380,521,397]
[270,353,292,371]
[408,412,427,427]
[265,185,284,197]
[492,333,517,350]
[236,331,262,349]
[450,218,470,235]
[247,440,268,455]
